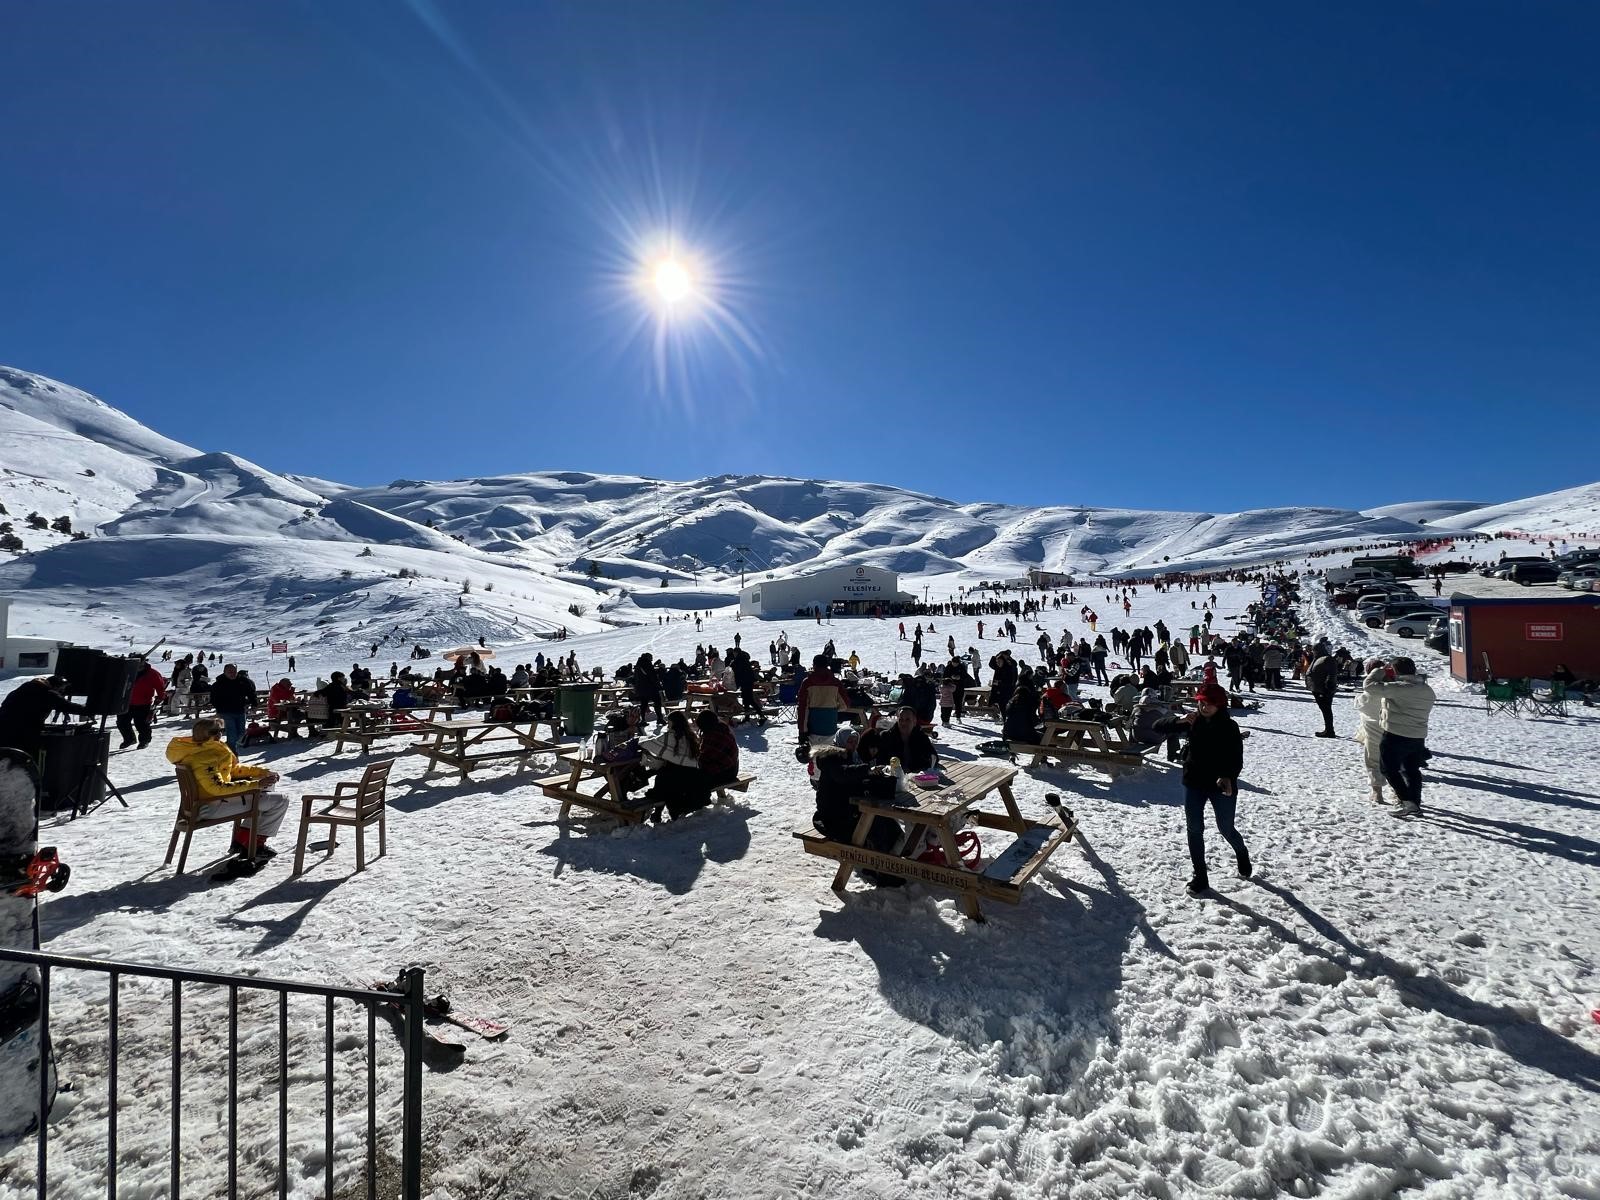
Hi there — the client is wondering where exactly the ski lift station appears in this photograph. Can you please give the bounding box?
[738,564,911,618]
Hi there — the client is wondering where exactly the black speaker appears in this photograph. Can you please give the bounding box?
[54,645,104,692]
[84,656,139,717]
[39,727,109,813]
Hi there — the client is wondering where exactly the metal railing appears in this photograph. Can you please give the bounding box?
[0,947,425,1199]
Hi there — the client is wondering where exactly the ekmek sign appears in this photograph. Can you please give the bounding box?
[1525,623,1563,641]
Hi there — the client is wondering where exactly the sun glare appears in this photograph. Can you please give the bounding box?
[652,258,693,304]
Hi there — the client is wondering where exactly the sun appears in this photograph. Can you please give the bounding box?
[652,258,694,304]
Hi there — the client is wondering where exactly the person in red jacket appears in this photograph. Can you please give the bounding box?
[117,659,168,750]
[266,678,307,740]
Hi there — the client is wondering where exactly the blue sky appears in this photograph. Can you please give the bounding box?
[3,1,1597,513]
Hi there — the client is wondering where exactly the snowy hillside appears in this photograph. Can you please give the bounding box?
[4,362,1599,658]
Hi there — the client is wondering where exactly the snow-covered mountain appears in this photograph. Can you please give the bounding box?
[2,363,1596,656]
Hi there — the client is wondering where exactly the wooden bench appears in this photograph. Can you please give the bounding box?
[793,764,1080,921]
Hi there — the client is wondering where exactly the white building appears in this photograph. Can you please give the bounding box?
[0,596,64,673]
[738,564,910,618]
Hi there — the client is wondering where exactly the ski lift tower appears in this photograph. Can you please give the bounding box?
[722,544,769,590]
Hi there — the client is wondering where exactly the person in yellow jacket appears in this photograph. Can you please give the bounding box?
[166,718,290,869]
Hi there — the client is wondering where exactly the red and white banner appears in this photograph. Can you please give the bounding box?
[270,642,288,653]
[1525,623,1563,641]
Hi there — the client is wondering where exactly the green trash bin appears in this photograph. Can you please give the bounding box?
[558,682,600,738]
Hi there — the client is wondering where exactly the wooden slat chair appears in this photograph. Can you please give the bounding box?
[167,765,261,874]
[293,759,395,876]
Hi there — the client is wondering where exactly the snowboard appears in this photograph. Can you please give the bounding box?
[367,974,510,1057]
[0,749,59,1155]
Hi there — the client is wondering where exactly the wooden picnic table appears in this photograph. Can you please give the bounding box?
[536,750,756,825]
[794,760,1079,921]
[323,703,458,753]
[1012,718,1147,768]
[410,716,558,782]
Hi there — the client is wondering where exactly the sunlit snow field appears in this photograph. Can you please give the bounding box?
[3,574,1597,1200]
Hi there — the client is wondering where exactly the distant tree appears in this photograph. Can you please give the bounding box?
[660,577,668,588]
[25,512,47,530]
[586,560,601,579]
[340,568,354,579]
[71,531,88,541]
[51,515,72,534]
[0,522,11,534]
[358,546,374,557]
[0,533,23,552]
[81,469,95,477]
[567,603,587,617]
[484,581,493,592]
[461,580,472,594]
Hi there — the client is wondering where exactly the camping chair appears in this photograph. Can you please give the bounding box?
[1526,680,1568,718]
[167,765,261,874]
[293,759,395,876]
[1484,680,1520,718]
[1511,678,1535,710]
[774,682,799,722]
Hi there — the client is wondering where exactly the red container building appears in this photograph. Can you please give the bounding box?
[1447,594,1600,682]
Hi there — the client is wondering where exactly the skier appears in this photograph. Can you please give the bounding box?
[117,659,168,750]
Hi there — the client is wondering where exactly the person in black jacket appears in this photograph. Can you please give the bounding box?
[0,675,90,764]
[1181,683,1251,895]
[209,664,255,750]
[1306,653,1339,737]
[809,748,904,888]
[875,707,936,772]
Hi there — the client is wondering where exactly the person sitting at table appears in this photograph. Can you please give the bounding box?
[266,678,307,739]
[663,660,688,704]
[875,706,937,772]
[808,747,904,888]
[391,685,417,709]
[1129,689,1187,762]
[315,671,352,729]
[1003,681,1044,745]
[457,669,494,709]
[695,710,739,793]
[640,711,704,822]
[510,664,530,689]
[485,664,508,694]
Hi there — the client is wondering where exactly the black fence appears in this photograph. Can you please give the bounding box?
[0,947,425,1198]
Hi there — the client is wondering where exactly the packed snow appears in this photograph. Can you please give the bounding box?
[0,576,1596,1199]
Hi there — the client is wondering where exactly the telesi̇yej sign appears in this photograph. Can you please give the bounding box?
[1525,622,1564,641]
[837,566,886,596]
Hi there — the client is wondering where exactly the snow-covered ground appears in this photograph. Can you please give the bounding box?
[4,576,1598,1199]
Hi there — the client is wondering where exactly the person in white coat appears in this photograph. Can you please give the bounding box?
[1363,656,1437,818]
[1353,657,1388,803]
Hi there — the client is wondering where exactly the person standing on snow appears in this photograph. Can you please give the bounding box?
[1353,657,1389,803]
[1365,657,1436,818]
[1181,683,1251,895]
[117,658,168,749]
[1306,650,1340,738]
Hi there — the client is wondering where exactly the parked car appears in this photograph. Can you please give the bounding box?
[1385,613,1441,638]
[1431,561,1475,575]
[1423,619,1449,653]
[1360,601,1443,627]
[1507,562,1562,586]
[1480,557,1546,578]
[1558,566,1600,589]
